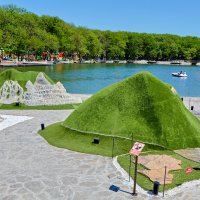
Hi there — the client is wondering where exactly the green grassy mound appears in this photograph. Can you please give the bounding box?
[0,68,54,89]
[63,71,200,150]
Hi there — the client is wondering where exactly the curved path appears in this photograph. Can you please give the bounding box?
[0,110,200,200]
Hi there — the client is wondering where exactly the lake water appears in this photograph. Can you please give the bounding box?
[1,64,200,96]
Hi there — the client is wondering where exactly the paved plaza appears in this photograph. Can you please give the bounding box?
[0,110,200,200]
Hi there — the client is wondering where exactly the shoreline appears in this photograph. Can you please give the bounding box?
[1,60,200,67]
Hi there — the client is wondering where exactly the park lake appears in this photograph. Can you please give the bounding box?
[1,63,200,96]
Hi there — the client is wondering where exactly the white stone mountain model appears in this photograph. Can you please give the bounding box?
[0,72,82,105]
[0,80,24,104]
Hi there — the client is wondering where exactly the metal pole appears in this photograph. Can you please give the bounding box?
[133,155,138,195]
[132,132,133,144]
[163,166,167,197]
[129,155,132,182]
[112,137,115,158]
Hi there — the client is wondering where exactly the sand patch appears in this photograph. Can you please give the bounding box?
[138,155,182,184]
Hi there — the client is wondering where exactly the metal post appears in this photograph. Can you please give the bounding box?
[129,155,132,182]
[112,137,115,158]
[163,166,167,197]
[41,123,45,130]
[132,132,133,144]
[133,155,138,195]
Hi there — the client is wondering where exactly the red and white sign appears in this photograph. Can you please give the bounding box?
[185,167,193,174]
[129,142,145,156]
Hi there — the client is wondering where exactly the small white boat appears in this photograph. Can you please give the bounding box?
[106,60,114,63]
[172,71,187,77]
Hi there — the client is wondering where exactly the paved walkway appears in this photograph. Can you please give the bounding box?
[182,97,200,119]
[175,148,200,163]
[0,110,200,200]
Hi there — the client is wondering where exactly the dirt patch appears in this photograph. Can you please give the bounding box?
[137,155,182,184]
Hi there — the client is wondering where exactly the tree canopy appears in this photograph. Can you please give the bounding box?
[0,5,200,61]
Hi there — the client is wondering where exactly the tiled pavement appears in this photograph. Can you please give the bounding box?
[0,110,200,200]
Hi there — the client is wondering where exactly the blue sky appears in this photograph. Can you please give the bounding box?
[0,0,199,37]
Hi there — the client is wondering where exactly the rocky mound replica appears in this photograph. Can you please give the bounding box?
[64,71,200,150]
[0,69,82,105]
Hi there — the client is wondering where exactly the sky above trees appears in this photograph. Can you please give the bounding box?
[0,0,200,37]
[1,5,199,61]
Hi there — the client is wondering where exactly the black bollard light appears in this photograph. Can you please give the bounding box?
[93,138,100,144]
[153,181,160,195]
[191,106,194,111]
[16,102,20,106]
[41,123,45,130]
[181,97,183,101]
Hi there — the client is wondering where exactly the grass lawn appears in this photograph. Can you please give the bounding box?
[38,122,200,191]
[39,122,164,157]
[0,103,79,110]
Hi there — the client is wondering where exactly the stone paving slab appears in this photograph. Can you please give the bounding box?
[0,110,140,200]
[0,115,32,131]
[0,110,200,200]
[175,148,200,163]
[182,97,200,119]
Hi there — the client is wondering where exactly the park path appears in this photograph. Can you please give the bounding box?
[0,110,200,200]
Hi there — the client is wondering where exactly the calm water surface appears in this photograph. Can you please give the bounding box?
[1,64,200,96]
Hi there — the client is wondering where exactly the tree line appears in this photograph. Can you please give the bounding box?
[0,5,200,61]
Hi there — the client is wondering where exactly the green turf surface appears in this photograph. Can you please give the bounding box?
[63,71,200,150]
[0,68,54,89]
[118,152,200,192]
[39,122,200,191]
[0,103,78,110]
[39,122,165,157]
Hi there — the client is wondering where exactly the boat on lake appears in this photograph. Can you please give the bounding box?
[147,60,157,64]
[106,60,114,64]
[171,61,181,65]
[172,71,187,77]
[19,61,53,66]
